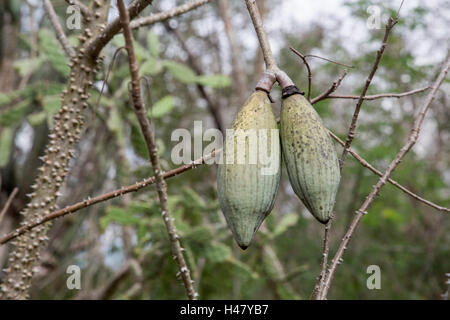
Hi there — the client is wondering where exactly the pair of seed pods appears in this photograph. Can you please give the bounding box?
[217,73,341,249]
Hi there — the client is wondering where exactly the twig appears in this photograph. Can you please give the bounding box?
[310,222,331,299]
[244,0,278,73]
[324,86,430,101]
[43,0,75,57]
[0,152,217,245]
[117,0,196,300]
[311,70,348,104]
[130,0,214,29]
[339,17,398,170]
[0,188,18,227]
[318,57,450,300]
[65,0,91,19]
[328,131,449,213]
[290,47,312,100]
[303,54,353,68]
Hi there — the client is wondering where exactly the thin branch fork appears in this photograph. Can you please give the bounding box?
[117,0,196,300]
[318,57,450,300]
[339,17,398,170]
[311,70,348,104]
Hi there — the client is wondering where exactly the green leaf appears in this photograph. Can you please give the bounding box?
[183,225,213,244]
[163,60,198,84]
[149,95,175,118]
[130,122,148,158]
[100,206,142,230]
[195,74,231,88]
[0,128,13,166]
[147,31,160,58]
[139,58,163,76]
[39,29,69,77]
[0,99,30,126]
[182,187,206,209]
[204,242,232,263]
[13,57,43,77]
[42,95,61,115]
[27,112,47,126]
[276,283,301,300]
[273,213,299,238]
[229,258,258,280]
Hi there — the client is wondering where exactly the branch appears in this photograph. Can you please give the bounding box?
[328,131,449,213]
[130,0,214,29]
[319,56,450,300]
[0,152,217,245]
[339,17,398,170]
[290,47,312,100]
[0,0,112,300]
[244,0,277,73]
[323,86,430,101]
[43,0,75,57]
[117,0,196,300]
[0,188,18,227]
[311,70,348,104]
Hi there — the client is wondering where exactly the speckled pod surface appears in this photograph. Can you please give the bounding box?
[280,92,340,223]
[217,90,281,249]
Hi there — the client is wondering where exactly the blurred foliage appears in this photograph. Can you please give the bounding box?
[0,0,448,300]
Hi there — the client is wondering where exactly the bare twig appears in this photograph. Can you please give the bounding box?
[130,0,214,29]
[325,86,430,101]
[328,131,449,213]
[339,17,398,170]
[303,54,353,68]
[290,47,312,100]
[244,0,278,73]
[319,57,450,300]
[43,0,75,57]
[0,188,18,227]
[311,70,348,104]
[310,222,331,299]
[117,0,196,300]
[0,152,217,245]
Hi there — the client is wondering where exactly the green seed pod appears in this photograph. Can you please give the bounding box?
[217,90,281,249]
[280,87,340,223]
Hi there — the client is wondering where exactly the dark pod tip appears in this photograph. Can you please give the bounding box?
[317,217,330,225]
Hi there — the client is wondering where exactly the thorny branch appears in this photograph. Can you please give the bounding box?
[117,0,196,300]
[318,57,450,300]
[339,17,398,170]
